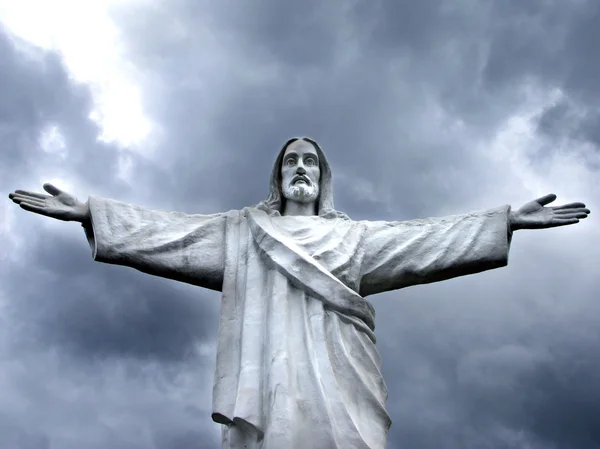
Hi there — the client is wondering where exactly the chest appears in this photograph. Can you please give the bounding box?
[267,216,365,289]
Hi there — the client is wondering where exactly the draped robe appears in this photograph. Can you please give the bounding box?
[83,197,512,449]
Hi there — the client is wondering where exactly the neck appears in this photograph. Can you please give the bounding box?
[282,200,317,216]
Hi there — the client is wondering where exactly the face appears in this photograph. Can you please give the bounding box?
[281,140,321,205]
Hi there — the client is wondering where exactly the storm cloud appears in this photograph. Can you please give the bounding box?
[1,1,599,448]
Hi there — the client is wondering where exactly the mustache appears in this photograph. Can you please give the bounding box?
[291,175,311,185]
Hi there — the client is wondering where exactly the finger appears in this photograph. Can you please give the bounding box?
[553,212,588,219]
[535,193,557,206]
[550,218,580,227]
[10,193,45,202]
[553,202,586,210]
[43,183,64,196]
[13,190,51,200]
[10,195,45,207]
[19,201,50,216]
[554,208,590,215]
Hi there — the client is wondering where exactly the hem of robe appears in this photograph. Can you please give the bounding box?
[82,196,118,262]
[212,413,264,440]
[81,197,99,259]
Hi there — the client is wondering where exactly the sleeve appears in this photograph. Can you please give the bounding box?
[358,205,513,297]
[81,196,227,292]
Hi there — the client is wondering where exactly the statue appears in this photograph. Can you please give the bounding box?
[8,137,590,449]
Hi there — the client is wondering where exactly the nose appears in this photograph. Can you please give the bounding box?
[296,165,306,175]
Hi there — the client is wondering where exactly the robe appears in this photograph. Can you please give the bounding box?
[83,197,513,449]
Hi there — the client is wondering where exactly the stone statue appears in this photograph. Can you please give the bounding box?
[8,137,590,449]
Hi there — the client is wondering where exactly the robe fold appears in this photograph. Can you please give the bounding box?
[83,196,512,449]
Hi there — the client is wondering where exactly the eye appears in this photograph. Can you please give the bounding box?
[286,158,296,166]
[305,158,316,166]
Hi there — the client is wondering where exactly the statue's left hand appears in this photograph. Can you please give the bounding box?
[509,194,590,230]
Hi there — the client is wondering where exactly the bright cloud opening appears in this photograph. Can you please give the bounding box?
[0,0,154,149]
[485,83,598,207]
[38,124,67,157]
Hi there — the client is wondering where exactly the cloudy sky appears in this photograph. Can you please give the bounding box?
[1,0,599,448]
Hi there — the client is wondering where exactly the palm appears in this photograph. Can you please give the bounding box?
[8,183,86,222]
[513,194,590,230]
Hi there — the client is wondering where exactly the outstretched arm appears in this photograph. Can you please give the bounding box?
[509,194,590,230]
[9,183,227,292]
[358,194,590,297]
[358,205,513,296]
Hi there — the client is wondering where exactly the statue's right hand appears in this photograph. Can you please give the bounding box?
[8,183,89,223]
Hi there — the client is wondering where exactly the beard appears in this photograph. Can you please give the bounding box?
[282,181,319,205]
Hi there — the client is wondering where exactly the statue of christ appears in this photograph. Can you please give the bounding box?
[8,137,590,449]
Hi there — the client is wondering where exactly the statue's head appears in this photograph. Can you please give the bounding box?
[280,139,321,207]
[256,137,341,217]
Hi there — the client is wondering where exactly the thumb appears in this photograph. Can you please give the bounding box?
[535,193,557,206]
[43,183,64,196]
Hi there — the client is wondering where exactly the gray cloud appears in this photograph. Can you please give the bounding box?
[0,25,220,449]
[1,1,599,448]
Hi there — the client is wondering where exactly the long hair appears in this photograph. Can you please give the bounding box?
[255,137,346,219]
